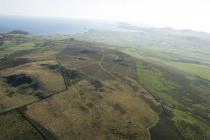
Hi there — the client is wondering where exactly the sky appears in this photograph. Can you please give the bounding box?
[0,0,210,32]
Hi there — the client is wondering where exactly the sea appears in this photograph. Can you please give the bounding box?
[0,16,121,35]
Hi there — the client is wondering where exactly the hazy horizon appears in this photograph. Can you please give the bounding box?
[0,0,210,33]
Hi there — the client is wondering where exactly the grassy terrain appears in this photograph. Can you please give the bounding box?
[25,42,159,140]
[0,33,159,140]
[0,34,38,59]
[163,61,210,80]
[135,59,210,139]
[136,62,179,107]
[0,33,67,111]
[1,28,210,140]
[0,57,65,112]
[74,29,210,139]
[26,80,157,140]
[0,110,44,140]
[172,109,210,140]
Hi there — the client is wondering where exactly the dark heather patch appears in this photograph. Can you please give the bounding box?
[79,106,88,112]
[48,64,59,70]
[60,66,87,87]
[6,91,15,97]
[80,49,97,54]
[109,122,140,139]
[0,58,29,70]
[86,102,94,108]
[113,104,126,115]
[150,107,184,140]
[30,82,41,90]
[99,88,105,92]
[39,64,48,67]
[97,95,103,100]
[60,66,85,85]
[91,79,102,90]
[5,74,33,87]
[61,67,81,79]
[40,64,59,71]
[10,50,33,57]
[34,92,45,99]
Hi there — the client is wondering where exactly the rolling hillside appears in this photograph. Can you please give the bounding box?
[0,33,159,140]
[0,28,210,140]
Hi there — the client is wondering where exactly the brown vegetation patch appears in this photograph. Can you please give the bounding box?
[0,57,29,70]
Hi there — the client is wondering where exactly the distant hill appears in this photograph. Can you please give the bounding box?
[9,30,29,35]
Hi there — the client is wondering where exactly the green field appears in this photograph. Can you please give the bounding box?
[164,61,210,80]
